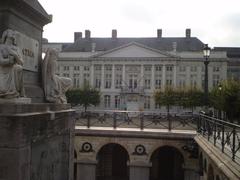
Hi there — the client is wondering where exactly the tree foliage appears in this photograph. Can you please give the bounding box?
[66,85,100,111]
[154,86,204,114]
[210,79,240,121]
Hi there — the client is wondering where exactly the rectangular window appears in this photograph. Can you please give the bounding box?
[64,66,69,71]
[213,66,220,72]
[84,66,90,71]
[190,66,197,72]
[155,65,162,71]
[104,95,111,108]
[144,79,151,89]
[155,79,161,89]
[179,66,186,72]
[166,66,173,71]
[115,95,120,109]
[74,66,80,71]
[144,96,150,109]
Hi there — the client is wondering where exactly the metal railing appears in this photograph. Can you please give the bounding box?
[197,113,240,163]
[75,110,198,131]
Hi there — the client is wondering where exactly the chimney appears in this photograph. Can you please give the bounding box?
[112,29,117,39]
[172,42,177,52]
[186,28,191,38]
[157,29,162,38]
[85,30,91,39]
[74,32,82,42]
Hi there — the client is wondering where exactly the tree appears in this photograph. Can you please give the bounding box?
[154,86,182,115]
[66,85,100,111]
[210,79,240,122]
[180,88,204,114]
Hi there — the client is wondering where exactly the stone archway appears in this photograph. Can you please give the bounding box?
[150,146,184,180]
[96,143,129,180]
[207,164,214,180]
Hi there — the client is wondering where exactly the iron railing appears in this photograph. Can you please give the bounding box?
[197,113,240,163]
[75,110,198,131]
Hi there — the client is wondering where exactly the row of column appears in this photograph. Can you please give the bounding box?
[97,64,177,90]
[75,160,199,180]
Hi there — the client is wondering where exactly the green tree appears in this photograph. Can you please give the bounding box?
[154,86,182,115]
[180,88,204,114]
[66,85,100,111]
[210,79,240,122]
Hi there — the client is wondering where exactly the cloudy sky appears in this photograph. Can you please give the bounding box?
[39,0,240,47]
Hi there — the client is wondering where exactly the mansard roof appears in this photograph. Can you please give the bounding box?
[62,37,204,52]
[214,47,240,58]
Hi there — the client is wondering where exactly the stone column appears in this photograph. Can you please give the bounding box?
[128,162,151,180]
[122,64,126,86]
[80,65,84,86]
[112,64,115,90]
[162,65,166,90]
[140,64,144,87]
[101,64,105,90]
[173,65,177,88]
[151,64,155,91]
[90,64,94,87]
[76,160,97,180]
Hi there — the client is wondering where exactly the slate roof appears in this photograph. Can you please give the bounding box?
[214,47,240,58]
[62,37,204,52]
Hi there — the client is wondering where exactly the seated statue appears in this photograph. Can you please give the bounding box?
[0,29,25,98]
[42,48,72,104]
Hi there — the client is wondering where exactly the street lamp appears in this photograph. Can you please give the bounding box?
[203,44,211,106]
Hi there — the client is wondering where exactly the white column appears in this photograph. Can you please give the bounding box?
[90,64,94,87]
[173,65,177,88]
[186,65,191,87]
[140,64,144,87]
[80,66,84,86]
[69,66,74,79]
[151,64,155,91]
[122,64,126,87]
[162,65,166,90]
[101,64,105,90]
[112,64,115,90]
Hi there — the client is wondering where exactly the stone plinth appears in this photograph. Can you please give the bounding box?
[128,162,152,180]
[0,104,75,180]
[76,160,97,180]
[0,97,31,104]
[0,0,52,102]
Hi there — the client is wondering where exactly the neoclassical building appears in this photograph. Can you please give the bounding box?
[43,29,228,112]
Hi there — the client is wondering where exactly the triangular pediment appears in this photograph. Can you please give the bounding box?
[94,42,176,58]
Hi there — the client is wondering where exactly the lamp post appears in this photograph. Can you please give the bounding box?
[203,44,211,106]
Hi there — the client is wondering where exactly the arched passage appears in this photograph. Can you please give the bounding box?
[96,143,129,180]
[207,164,214,180]
[199,153,203,176]
[150,146,184,180]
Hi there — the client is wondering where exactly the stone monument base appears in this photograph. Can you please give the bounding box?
[0,97,31,104]
[0,103,75,180]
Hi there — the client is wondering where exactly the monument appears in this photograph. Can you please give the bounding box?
[0,0,75,180]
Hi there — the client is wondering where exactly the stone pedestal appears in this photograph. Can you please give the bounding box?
[76,160,97,180]
[128,162,152,180]
[0,0,52,102]
[184,167,200,180]
[0,104,75,180]
[0,97,31,104]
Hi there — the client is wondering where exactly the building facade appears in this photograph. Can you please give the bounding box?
[43,29,228,112]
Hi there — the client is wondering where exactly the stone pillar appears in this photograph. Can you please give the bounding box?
[184,168,200,180]
[122,64,126,86]
[80,65,84,86]
[77,160,97,180]
[101,64,105,90]
[128,162,151,180]
[112,64,115,90]
[151,64,155,91]
[140,65,144,87]
[90,64,94,87]
[162,65,166,90]
[173,65,177,88]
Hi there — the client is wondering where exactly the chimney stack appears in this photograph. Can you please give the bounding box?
[74,32,82,42]
[157,29,162,38]
[186,28,191,38]
[85,30,91,39]
[112,29,117,39]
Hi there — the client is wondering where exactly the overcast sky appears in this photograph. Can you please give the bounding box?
[39,0,240,47]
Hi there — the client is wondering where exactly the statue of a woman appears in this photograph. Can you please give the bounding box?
[42,48,72,104]
[0,29,25,98]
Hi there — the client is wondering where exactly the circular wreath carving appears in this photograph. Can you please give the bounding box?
[81,142,93,152]
[134,144,146,155]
